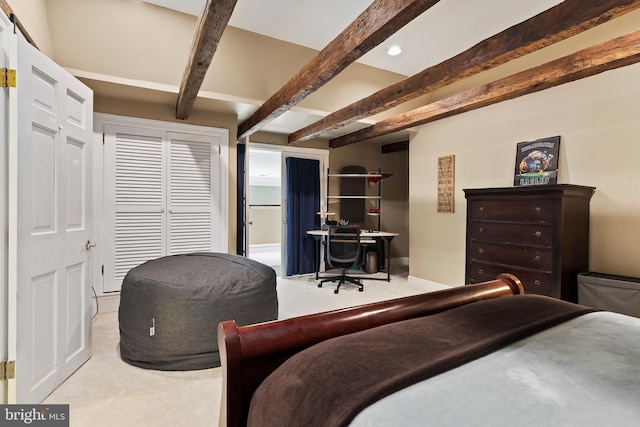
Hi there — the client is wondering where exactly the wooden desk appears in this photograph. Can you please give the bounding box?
[307,230,399,282]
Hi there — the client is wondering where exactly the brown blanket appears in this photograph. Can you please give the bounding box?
[247,295,595,427]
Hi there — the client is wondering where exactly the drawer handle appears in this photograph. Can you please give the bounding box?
[478,227,484,233]
[478,248,484,254]
[534,280,541,286]
[479,206,484,212]
[534,256,541,262]
[535,231,542,237]
[478,269,484,274]
[536,207,542,213]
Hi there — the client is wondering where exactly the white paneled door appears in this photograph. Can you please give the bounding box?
[8,35,94,403]
[103,123,226,292]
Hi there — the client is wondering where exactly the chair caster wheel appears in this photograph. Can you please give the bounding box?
[359,288,364,292]
[318,284,322,288]
[334,289,339,294]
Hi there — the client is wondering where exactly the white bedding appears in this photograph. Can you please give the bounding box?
[350,312,640,427]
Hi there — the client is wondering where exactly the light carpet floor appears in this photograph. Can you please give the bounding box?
[42,269,450,426]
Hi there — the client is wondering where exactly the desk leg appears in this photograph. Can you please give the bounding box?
[382,236,395,282]
[312,235,321,280]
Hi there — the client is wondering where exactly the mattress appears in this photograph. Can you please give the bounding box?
[350,311,640,426]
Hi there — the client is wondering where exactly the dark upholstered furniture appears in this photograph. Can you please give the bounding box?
[318,225,364,293]
[464,184,594,302]
[118,252,278,371]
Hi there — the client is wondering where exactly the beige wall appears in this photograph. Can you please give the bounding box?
[248,208,281,245]
[329,143,409,259]
[247,185,281,245]
[328,144,383,230]
[409,12,640,285]
[381,149,409,259]
[6,0,53,56]
[409,60,640,285]
[40,0,404,116]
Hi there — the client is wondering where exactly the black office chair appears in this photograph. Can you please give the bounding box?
[318,225,364,294]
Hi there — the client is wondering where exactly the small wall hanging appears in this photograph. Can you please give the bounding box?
[437,155,455,213]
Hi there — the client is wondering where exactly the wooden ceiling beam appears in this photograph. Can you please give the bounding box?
[329,29,640,148]
[0,0,11,20]
[236,0,442,140]
[381,140,409,154]
[1,0,39,49]
[290,0,640,144]
[176,0,237,120]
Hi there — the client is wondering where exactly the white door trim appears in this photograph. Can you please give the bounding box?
[0,8,12,405]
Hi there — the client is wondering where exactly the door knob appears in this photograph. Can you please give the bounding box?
[85,240,96,251]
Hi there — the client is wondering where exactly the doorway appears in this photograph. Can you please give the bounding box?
[244,143,328,277]
[246,148,282,275]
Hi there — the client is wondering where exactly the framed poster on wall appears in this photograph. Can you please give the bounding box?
[514,136,560,186]
[437,155,455,213]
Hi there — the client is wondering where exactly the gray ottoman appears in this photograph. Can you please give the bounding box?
[118,252,278,370]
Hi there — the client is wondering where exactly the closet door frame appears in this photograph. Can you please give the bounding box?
[94,113,229,294]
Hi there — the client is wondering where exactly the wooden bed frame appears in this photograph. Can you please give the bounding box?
[217,274,523,427]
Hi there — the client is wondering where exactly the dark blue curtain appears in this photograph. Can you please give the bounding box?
[286,157,320,276]
[236,143,246,255]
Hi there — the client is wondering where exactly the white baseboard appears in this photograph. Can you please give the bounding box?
[407,275,455,289]
[95,293,121,314]
[249,243,281,254]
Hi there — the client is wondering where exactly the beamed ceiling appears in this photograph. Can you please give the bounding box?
[170,0,640,147]
[8,0,640,148]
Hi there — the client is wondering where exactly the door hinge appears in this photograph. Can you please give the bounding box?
[1,68,16,88]
[1,360,16,380]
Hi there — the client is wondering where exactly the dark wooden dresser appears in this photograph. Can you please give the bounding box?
[464,184,595,302]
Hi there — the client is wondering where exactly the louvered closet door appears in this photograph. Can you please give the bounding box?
[103,125,221,292]
[104,125,166,292]
[167,132,219,254]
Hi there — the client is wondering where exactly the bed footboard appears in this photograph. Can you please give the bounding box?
[217,273,523,427]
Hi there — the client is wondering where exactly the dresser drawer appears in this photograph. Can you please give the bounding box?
[469,221,553,246]
[467,261,555,297]
[468,241,553,270]
[468,199,554,222]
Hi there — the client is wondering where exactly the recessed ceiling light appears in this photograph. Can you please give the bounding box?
[387,45,402,56]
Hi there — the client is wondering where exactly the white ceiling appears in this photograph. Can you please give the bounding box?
[142,0,562,76]
[248,148,281,185]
